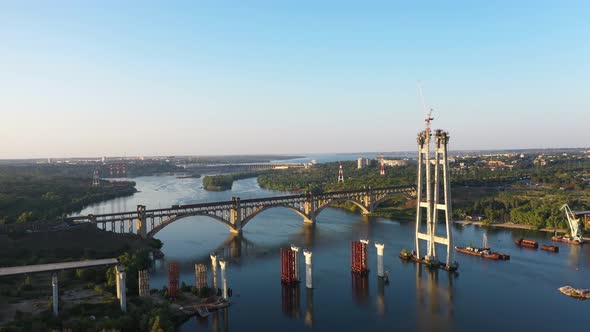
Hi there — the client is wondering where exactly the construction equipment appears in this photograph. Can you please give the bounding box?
[559,204,583,243]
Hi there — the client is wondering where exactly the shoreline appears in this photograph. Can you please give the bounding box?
[454,220,590,241]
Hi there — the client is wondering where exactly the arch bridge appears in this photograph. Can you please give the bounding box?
[67,185,416,239]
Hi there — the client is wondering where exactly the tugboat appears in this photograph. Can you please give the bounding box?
[455,233,510,260]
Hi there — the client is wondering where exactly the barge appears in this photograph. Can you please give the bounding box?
[559,286,590,300]
[552,235,584,245]
[540,244,559,252]
[399,249,459,271]
[514,238,538,249]
[454,246,510,260]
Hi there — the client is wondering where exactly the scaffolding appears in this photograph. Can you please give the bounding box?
[351,240,369,274]
[195,263,208,290]
[138,269,150,297]
[168,262,180,299]
[281,248,298,285]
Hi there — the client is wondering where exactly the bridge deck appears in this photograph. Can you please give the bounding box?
[0,258,119,277]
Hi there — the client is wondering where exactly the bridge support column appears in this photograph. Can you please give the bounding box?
[136,205,147,238]
[304,197,316,224]
[51,273,58,317]
[304,250,313,289]
[116,266,127,312]
[230,197,242,234]
[375,243,385,278]
[362,188,375,214]
[219,260,228,300]
[210,254,218,291]
[291,245,300,282]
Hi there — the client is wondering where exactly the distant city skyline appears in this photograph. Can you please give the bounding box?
[1,1,589,158]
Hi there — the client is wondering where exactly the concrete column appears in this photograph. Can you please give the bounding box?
[51,273,58,317]
[117,270,127,312]
[375,243,385,278]
[230,197,242,234]
[115,266,121,299]
[210,253,218,290]
[136,205,147,238]
[290,245,300,282]
[219,260,228,300]
[303,250,313,289]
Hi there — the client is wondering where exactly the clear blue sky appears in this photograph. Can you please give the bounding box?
[0,1,588,158]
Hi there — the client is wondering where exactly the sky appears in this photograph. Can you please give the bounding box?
[0,1,589,158]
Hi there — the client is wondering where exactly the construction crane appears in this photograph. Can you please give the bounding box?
[560,204,583,242]
[418,81,434,133]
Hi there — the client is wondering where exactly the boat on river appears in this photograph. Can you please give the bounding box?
[559,286,590,300]
[454,246,510,260]
[514,238,538,249]
[552,235,584,245]
[455,233,510,260]
[399,249,459,271]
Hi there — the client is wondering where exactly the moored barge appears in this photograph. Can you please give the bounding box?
[540,244,559,252]
[399,249,459,271]
[514,238,538,249]
[454,246,510,260]
[551,235,584,245]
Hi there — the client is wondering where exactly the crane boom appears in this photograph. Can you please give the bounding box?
[560,204,582,242]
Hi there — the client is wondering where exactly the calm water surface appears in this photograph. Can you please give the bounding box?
[78,176,590,331]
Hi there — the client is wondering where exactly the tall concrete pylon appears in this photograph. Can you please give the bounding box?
[303,250,313,289]
[374,243,385,277]
[52,273,59,317]
[415,128,454,267]
[219,260,228,300]
[291,245,300,282]
[210,253,218,291]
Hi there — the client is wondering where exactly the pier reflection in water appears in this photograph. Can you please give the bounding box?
[415,265,455,331]
[351,273,369,306]
[281,284,301,319]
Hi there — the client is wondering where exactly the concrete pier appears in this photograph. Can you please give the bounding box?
[303,250,313,289]
[291,245,300,282]
[51,273,58,316]
[375,243,385,277]
[219,260,228,300]
[210,253,218,290]
[117,268,127,312]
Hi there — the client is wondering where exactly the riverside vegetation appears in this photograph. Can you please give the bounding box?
[256,155,590,230]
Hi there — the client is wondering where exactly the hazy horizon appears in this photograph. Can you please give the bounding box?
[1,1,589,158]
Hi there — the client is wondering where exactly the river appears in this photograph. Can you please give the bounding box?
[76,175,590,331]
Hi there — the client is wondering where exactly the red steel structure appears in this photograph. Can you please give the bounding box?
[351,240,368,274]
[168,262,180,299]
[380,153,385,176]
[281,248,298,285]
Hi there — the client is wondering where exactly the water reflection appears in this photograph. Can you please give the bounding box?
[376,277,386,317]
[210,308,229,332]
[415,266,455,331]
[305,288,314,328]
[281,284,301,319]
[351,273,369,306]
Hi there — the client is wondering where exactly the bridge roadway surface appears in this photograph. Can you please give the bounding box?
[0,258,119,277]
[65,185,417,237]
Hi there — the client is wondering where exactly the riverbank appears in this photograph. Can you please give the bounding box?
[454,220,590,241]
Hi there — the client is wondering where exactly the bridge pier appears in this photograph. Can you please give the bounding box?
[136,205,147,238]
[52,273,58,317]
[304,250,313,289]
[230,197,243,234]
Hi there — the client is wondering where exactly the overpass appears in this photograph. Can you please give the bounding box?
[67,185,416,238]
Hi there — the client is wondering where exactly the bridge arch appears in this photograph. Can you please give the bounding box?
[147,213,236,239]
[314,198,371,218]
[371,193,414,211]
[240,204,311,229]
